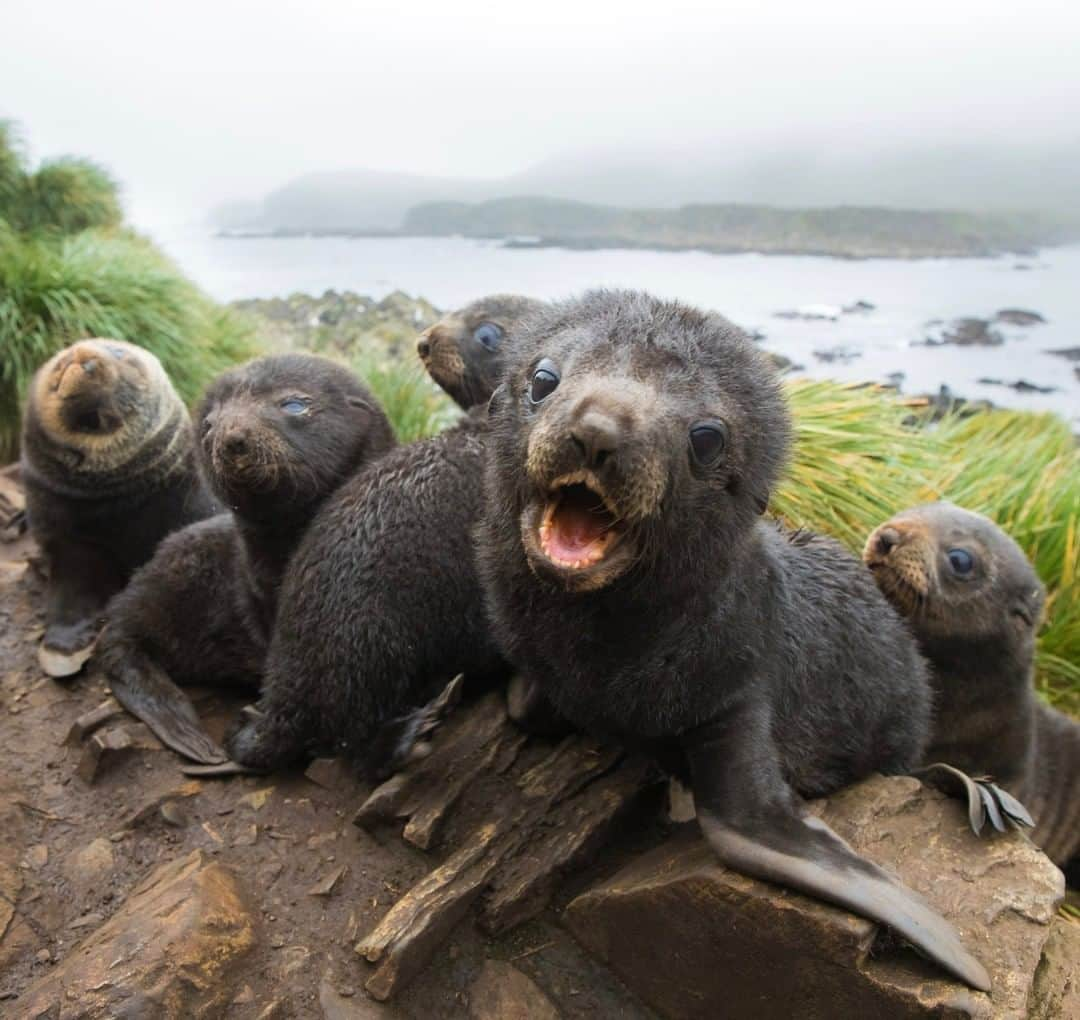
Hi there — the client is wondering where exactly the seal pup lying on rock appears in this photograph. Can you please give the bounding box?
[226,295,544,775]
[98,354,395,764]
[21,339,217,678]
[865,502,1079,881]
[476,289,991,991]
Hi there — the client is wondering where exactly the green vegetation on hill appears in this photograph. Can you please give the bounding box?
[0,122,256,459]
[403,196,1067,258]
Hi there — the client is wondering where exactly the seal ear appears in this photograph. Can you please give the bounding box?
[486,383,508,421]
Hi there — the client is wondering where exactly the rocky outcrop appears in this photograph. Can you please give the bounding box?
[564,775,1064,1020]
[1027,915,1080,1019]
[15,850,259,1019]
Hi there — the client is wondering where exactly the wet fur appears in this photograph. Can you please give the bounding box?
[225,296,544,771]
[98,355,395,761]
[866,502,1080,874]
[21,340,217,657]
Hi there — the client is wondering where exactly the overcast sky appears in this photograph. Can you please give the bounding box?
[3,0,1078,227]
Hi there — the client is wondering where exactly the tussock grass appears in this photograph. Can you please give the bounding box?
[0,229,256,458]
[773,381,1078,713]
[349,351,460,443]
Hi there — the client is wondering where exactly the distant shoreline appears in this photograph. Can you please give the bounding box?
[214,228,1042,261]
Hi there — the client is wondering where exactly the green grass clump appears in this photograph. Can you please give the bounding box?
[771,382,1078,714]
[0,229,257,459]
[928,410,1080,711]
[349,350,459,443]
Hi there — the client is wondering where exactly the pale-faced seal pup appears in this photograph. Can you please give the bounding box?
[476,289,990,991]
[97,354,395,764]
[225,296,544,775]
[21,339,217,677]
[865,502,1079,881]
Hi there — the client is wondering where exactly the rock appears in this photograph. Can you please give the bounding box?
[1027,915,1080,1019]
[812,345,862,364]
[0,791,27,943]
[76,726,135,783]
[775,304,842,322]
[923,317,1004,347]
[1045,346,1080,362]
[843,300,876,314]
[564,775,1063,1020]
[17,849,258,1018]
[468,960,560,1020]
[976,378,1058,395]
[63,837,114,892]
[995,308,1045,326]
[319,974,400,1019]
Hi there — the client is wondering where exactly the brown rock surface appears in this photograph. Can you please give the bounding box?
[14,849,259,1019]
[564,775,1064,1020]
[1027,915,1080,1019]
[468,960,561,1020]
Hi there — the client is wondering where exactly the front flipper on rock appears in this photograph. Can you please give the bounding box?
[685,717,991,993]
[108,655,228,765]
[915,762,1035,835]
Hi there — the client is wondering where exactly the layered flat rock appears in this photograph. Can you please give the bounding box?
[565,775,1064,1020]
[14,849,258,1019]
[467,960,560,1020]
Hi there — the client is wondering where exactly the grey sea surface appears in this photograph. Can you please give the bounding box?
[153,229,1080,427]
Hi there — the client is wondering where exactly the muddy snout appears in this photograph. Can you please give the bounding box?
[863,519,925,568]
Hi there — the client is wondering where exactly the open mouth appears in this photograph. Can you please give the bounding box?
[537,477,625,570]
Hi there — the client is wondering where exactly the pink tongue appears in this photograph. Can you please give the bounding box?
[548,504,606,559]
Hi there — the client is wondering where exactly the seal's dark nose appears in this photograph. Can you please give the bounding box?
[223,430,249,457]
[875,526,901,557]
[571,410,619,470]
[417,337,431,358]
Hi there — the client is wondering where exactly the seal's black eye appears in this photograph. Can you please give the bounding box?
[689,420,729,466]
[947,548,975,575]
[473,322,503,351]
[529,359,560,403]
[281,398,309,415]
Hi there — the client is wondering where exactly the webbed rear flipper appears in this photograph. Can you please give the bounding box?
[109,653,228,765]
[915,762,1034,835]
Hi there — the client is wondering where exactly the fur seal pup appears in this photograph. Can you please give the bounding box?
[97,354,395,764]
[864,502,1079,878]
[417,294,544,410]
[225,296,544,774]
[21,339,217,677]
[477,290,990,991]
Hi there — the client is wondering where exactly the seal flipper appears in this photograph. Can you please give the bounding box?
[915,762,1035,835]
[108,653,228,765]
[685,718,991,992]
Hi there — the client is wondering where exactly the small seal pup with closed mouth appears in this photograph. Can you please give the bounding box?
[477,289,991,991]
[21,339,217,678]
[865,502,1079,881]
[97,354,395,764]
[225,296,544,776]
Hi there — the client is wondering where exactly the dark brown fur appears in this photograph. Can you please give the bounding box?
[98,354,395,763]
[865,501,1080,877]
[20,339,216,672]
[225,296,543,773]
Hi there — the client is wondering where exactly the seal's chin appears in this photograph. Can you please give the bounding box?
[522,474,635,591]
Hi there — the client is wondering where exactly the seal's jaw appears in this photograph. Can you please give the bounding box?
[522,472,636,591]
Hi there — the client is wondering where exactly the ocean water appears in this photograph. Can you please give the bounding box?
[152,229,1080,427]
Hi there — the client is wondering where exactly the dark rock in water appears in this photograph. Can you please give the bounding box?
[922,317,1004,347]
[1014,263,1034,271]
[884,371,906,390]
[764,351,794,373]
[1046,347,1080,362]
[842,299,876,314]
[775,304,841,321]
[977,378,1059,395]
[564,775,1063,1020]
[812,345,862,364]
[745,328,767,342]
[995,308,1046,326]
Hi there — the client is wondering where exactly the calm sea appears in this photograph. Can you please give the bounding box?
[152,229,1080,427]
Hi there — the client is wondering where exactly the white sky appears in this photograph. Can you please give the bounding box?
[3,0,1078,226]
